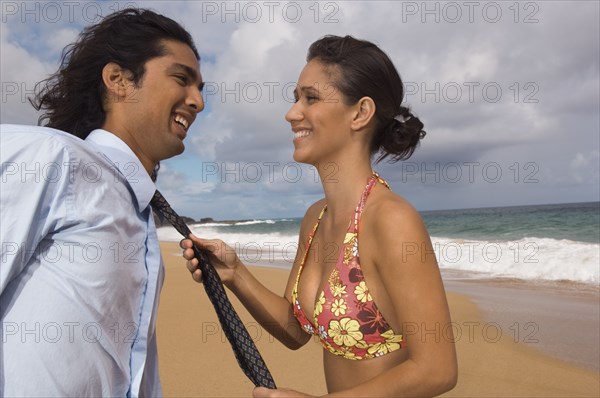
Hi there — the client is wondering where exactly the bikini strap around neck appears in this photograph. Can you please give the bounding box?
[353,171,390,231]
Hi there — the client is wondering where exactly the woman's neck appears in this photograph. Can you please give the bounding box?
[317,160,374,222]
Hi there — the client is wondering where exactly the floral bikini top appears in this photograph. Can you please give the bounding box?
[291,172,405,360]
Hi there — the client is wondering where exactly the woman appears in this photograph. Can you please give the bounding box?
[181,35,458,397]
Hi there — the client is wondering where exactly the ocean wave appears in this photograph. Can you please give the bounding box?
[156,226,599,284]
[189,219,277,227]
[431,236,599,284]
[157,225,299,264]
[189,222,228,227]
[233,220,276,226]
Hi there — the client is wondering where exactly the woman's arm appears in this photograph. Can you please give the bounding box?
[353,198,458,397]
[184,234,310,349]
[180,201,326,349]
[253,197,458,398]
[332,199,457,397]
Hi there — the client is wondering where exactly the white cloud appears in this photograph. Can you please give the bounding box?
[2,0,598,219]
[188,111,233,160]
[46,27,79,54]
[0,23,52,125]
[226,20,296,73]
[570,151,600,184]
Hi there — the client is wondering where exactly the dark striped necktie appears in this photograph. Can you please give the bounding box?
[150,190,276,388]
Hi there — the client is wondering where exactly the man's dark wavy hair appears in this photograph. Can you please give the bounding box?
[29,8,199,139]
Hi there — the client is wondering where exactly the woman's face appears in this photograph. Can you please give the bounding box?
[285,60,357,165]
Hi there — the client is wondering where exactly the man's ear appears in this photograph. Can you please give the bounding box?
[350,96,376,131]
[102,63,134,103]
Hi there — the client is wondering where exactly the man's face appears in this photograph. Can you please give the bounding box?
[119,40,204,170]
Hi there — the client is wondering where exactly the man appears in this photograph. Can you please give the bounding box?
[0,8,203,396]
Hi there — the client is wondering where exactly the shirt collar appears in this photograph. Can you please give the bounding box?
[85,129,155,211]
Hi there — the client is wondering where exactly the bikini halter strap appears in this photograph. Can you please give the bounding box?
[352,171,390,231]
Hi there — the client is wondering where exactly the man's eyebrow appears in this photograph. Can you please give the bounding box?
[169,63,204,89]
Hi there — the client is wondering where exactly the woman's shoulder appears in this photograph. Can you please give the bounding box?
[301,198,327,224]
[361,190,434,270]
[297,198,326,234]
[288,199,326,269]
[364,189,426,236]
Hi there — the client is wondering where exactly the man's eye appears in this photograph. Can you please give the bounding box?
[175,75,188,84]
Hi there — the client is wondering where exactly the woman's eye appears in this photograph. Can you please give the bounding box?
[292,92,318,103]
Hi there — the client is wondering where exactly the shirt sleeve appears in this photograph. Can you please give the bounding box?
[0,129,74,294]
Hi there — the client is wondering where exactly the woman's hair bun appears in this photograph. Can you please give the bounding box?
[376,106,426,163]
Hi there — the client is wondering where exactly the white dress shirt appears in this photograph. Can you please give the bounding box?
[1,125,164,397]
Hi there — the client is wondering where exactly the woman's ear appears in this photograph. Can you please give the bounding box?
[350,96,376,131]
[102,63,134,103]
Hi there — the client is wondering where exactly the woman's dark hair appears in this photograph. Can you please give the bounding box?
[307,35,425,163]
[29,8,199,139]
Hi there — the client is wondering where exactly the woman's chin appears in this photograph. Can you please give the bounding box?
[292,152,313,165]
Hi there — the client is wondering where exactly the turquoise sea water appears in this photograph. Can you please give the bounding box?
[158,202,600,284]
[421,202,599,243]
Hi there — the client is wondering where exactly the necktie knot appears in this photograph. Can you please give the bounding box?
[151,191,191,236]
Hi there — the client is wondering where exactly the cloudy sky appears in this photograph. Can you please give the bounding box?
[2,0,598,220]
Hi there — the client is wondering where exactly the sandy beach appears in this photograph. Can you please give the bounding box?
[157,242,600,397]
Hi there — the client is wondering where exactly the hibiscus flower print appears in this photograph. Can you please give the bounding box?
[351,238,359,257]
[314,291,325,316]
[354,281,372,303]
[348,267,363,283]
[328,269,340,286]
[357,305,390,335]
[331,298,347,316]
[303,323,315,335]
[366,330,404,356]
[330,283,347,298]
[328,318,364,347]
[318,324,328,340]
[342,232,357,264]
[337,346,358,360]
